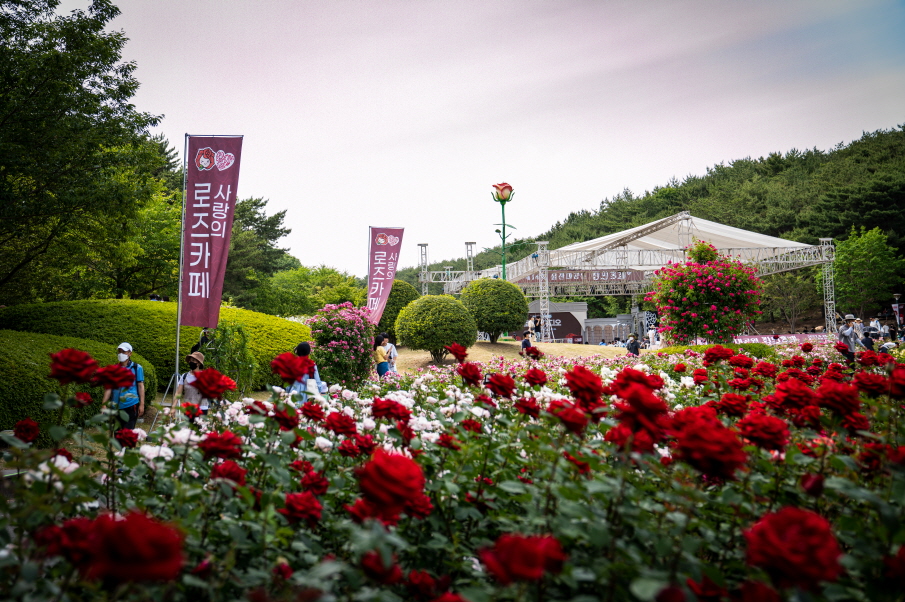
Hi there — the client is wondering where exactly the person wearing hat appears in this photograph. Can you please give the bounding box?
[175,351,210,415]
[102,342,145,429]
[838,314,865,365]
[288,342,325,405]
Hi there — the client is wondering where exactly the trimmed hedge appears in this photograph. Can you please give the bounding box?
[655,342,776,359]
[395,295,478,363]
[0,330,158,448]
[460,278,529,344]
[0,300,310,389]
[377,280,420,344]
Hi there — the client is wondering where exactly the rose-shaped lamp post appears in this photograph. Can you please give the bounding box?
[491,183,514,280]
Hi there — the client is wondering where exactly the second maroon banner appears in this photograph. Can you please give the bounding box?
[366,227,404,324]
[180,135,243,328]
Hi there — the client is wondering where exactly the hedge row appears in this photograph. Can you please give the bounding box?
[0,301,310,389]
[654,342,776,359]
[0,330,158,448]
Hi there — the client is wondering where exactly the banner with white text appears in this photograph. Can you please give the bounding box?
[366,227,404,324]
[180,135,243,328]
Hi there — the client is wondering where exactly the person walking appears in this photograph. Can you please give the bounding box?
[838,315,864,365]
[625,334,641,356]
[288,342,325,404]
[854,318,865,338]
[373,335,390,378]
[380,332,398,373]
[102,342,145,430]
[175,351,210,416]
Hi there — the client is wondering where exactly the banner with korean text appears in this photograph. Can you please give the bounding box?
[366,227,404,324]
[180,135,243,328]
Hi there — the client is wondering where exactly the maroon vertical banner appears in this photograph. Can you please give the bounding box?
[366,227,404,324]
[180,135,243,328]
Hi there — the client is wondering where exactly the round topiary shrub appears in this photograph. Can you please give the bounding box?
[0,300,309,389]
[307,303,374,389]
[377,280,420,344]
[0,330,158,448]
[395,295,477,363]
[460,278,529,343]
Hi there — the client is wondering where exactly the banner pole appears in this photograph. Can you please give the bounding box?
[171,133,190,409]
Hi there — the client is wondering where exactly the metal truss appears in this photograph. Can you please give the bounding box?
[536,242,553,342]
[820,238,837,333]
[581,211,691,263]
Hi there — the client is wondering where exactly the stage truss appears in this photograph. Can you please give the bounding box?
[418,212,837,341]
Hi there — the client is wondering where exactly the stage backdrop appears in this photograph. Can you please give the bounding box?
[366,227,404,324]
[180,135,243,328]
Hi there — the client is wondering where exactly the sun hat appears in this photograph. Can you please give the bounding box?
[117,342,133,352]
[844,314,856,320]
[185,351,205,365]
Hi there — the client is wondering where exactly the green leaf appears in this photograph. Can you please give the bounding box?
[497,480,526,494]
[42,393,62,411]
[48,426,68,442]
[630,578,669,601]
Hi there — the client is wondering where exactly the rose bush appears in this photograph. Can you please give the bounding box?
[1,341,904,601]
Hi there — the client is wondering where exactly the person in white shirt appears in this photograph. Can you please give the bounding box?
[175,351,210,415]
[380,332,398,373]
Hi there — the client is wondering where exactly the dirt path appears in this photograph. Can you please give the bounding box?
[394,340,627,374]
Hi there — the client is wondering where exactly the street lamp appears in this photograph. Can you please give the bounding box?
[491,183,514,281]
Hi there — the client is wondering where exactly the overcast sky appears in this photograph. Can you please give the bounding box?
[63,0,905,277]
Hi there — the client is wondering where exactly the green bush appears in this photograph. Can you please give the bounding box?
[655,342,776,359]
[0,300,309,389]
[377,280,420,344]
[0,330,157,448]
[395,295,477,363]
[460,278,529,344]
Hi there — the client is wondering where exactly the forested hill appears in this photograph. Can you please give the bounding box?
[396,126,905,290]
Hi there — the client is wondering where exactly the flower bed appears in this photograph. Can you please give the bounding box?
[2,342,904,601]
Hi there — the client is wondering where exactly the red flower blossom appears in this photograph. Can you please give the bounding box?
[48,348,98,385]
[361,550,403,584]
[774,378,816,411]
[692,368,709,385]
[737,412,789,451]
[487,373,516,398]
[744,507,842,591]
[474,394,497,408]
[85,512,184,582]
[300,401,326,422]
[674,419,747,481]
[278,491,322,526]
[673,363,687,373]
[270,352,314,382]
[456,362,483,387]
[53,447,73,462]
[857,350,879,366]
[191,368,236,399]
[325,411,357,436]
[478,533,565,585]
[354,433,377,455]
[891,368,905,399]
[857,442,889,472]
[436,433,462,450]
[403,492,433,519]
[800,473,825,496]
[460,418,482,433]
[523,346,544,359]
[686,575,727,602]
[514,397,541,418]
[564,365,604,408]
[817,381,861,416]
[444,343,468,362]
[346,497,400,526]
[716,393,749,417]
[703,345,734,364]
[729,354,754,369]
[198,430,243,460]
[13,417,40,443]
[338,439,362,457]
[563,451,591,474]
[301,470,329,496]
[272,562,293,580]
[34,517,93,570]
[114,428,138,448]
[613,383,669,439]
[834,342,850,354]
[371,398,411,421]
[272,406,300,431]
[210,460,247,486]
[289,459,313,473]
[604,423,656,453]
[182,402,201,420]
[406,570,450,601]
[524,368,548,386]
[92,364,135,390]
[547,399,589,436]
[800,342,814,353]
[71,392,93,408]
[356,448,425,515]
[853,371,889,397]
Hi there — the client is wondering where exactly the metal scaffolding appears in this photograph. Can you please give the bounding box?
[535,242,553,343]
[418,244,429,296]
[820,238,837,334]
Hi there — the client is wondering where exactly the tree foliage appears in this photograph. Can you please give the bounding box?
[395,295,477,363]
[377,280,420,343]
[831,227,904,319]
[460,278,529,344]
[762,271,820,333]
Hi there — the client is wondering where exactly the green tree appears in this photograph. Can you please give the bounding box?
[377,280,420,343]
[0,0,162,302]
[832,227,904,319]
[761,270,820,332]
[246,265,365,317]
[395,295,477,363]
[460,278,529,344]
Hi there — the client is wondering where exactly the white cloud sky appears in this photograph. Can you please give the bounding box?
[62,0,905,275]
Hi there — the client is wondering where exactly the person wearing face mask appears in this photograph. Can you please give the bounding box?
[625,334,641,356]
[174,351,209,415]
[101,342,145,429]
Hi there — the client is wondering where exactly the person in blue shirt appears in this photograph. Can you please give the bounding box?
[288,342,325,405]
[101,342,145,429]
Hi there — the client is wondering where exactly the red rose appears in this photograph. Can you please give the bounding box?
[523,368,548,386]
[325,411,357,436]
[487,373,516,398]
[474,394,497,409]
[673,363,687,373]
[198,430,243,460]
[491,182,513,201]
[278,491,322,526]
[564,365,604,407]
[71,392,93,408]
[182,402,201,420]
[210,460,247,486]
[92,364,135,390]
[744,506,842,591]
[857,350,879,366]
[272,562,293,580]
[817,381,861,416]
[273,406,300,431]
[729,354,754,369]
[737,412,789,451]
[478,533,564,585]
[301,470,329,496]
[800,473,825,496]
[431,594,468,602]
[346,497,400,526]
[371,398,410,421]
[547,400,589,436]
[456,362,483,386]
[692,368,709,385]
[356,448,425,514]
[890,368,905,399]
[834,342,849,353]
[674,419,747,481]
[300,400,326,422]
[361,550,403,584]
[716,393,749,417]
[49,348,98,385]
[800,342,814,353]
[460,418,482,433]
[86,512,184,582]
[270,352,314,382]
[407,569,449,600]
[34,516,93,570]
[403,492,433,519]
[114,429,138,448]
[436,433,462,450]
[13,417,40,443]
[524,346,544,360]
[613,383,669,439]
[686,575,727,602]
[191,368,236,399]
[289,459,313,473]
[703,345,734,364]
[53,447,73,462]
[774,378,816,411]
[514,397,540,419]
[605,423,655,453]
[339,439,362,457]
[444,343,468,362]
[853,371,889,397]
[355,433,378,455]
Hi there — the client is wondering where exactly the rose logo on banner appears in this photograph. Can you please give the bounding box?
[375,233,400,246]
[214,150,235,171]
[195,148,215,171]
